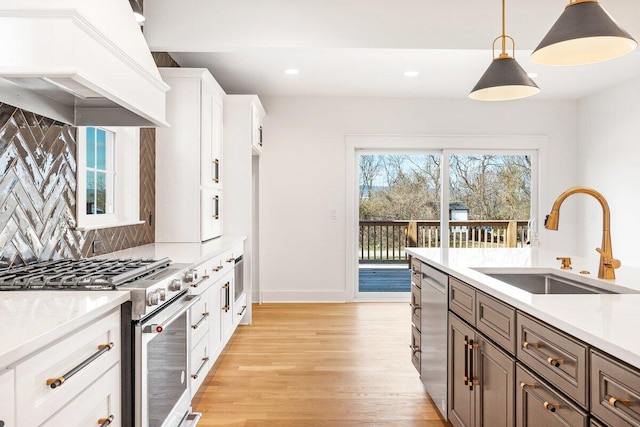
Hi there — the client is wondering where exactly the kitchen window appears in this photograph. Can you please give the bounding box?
[76,126,143,230]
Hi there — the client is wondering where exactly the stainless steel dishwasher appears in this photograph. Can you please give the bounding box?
[420,263,449,420]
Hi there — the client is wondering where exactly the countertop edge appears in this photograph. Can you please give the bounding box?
[407,248,640,370]
[0,291,130,370]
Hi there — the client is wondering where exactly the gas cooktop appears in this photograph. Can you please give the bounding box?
[0,258,172,291]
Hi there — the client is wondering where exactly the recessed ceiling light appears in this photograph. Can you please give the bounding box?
[527,72,539,78]
[284,69,299,75]
[403,71,419,77]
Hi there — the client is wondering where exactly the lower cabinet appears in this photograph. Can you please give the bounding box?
[0,368,15,427]
[515,363,588,427]
[14,308,121,426]
[220,271,235,341]
[448,313,515,427]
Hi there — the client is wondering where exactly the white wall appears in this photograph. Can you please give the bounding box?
[578,76,640,268]
[260,97,579,302]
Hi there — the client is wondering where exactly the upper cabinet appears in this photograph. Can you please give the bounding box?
[156,68,225,242]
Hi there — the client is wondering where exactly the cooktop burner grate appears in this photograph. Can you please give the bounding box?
[0,258,172,290]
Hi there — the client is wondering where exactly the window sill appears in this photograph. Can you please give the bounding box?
[74,220,146,232]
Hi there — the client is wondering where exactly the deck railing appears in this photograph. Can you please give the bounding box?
[359,220,529,263]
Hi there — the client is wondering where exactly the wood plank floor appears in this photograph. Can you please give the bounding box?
[192,303,450,426]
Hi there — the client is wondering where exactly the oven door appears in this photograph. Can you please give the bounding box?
[135,293,201,427]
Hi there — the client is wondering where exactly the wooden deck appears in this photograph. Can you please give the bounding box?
[359,267,411,292]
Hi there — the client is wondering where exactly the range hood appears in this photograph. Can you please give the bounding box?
[0,0,169,127]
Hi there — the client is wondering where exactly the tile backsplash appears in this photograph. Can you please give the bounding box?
[0,103,155,268]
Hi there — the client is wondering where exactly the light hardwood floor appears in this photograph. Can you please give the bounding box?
[192,303,450,426]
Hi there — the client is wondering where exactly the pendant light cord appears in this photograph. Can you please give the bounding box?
[501,0,506,56]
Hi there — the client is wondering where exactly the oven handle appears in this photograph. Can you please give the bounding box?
[144,295,201,334]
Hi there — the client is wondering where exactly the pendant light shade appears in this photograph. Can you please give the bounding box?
[470,0,539,101]
[469,57,540,101]
[531,0,637,66]
[129,0,145,23]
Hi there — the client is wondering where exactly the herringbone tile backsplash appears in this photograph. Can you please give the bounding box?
[0,103,155,268]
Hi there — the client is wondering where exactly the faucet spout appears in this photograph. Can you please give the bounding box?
[544,187,620,280]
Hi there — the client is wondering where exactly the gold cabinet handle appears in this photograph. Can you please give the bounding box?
[212,159,220,183]
[523,341,539,349]
[98,415,114,427]
[547,357,564,368]
[608,396,631,407]
[47,343,114,389]
[191,356,210,379]
[543,401,559,413]
[520,382,536,389]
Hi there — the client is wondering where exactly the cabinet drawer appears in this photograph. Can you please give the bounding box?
[449,277,476,326]
[411,258,422,288]
[516,363,588,427]
[0,368,15,427]
[411,325,421,373]
[190,334,211,397]
[476,292,516,355]
[411,283,421,328]
[590,350,640,427]
[41,362,120,427]
[190,292,211,345]
[15,308,121,426]
[517,313,588,408]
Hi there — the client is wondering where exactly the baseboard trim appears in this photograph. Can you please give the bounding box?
[260,290,347,303]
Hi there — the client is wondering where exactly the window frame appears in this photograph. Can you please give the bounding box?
[76,126,143,230]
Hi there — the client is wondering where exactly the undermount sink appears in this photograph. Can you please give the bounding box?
[484,272,618,294]
[471,267,640,295]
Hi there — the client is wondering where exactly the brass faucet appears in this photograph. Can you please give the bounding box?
[544,187,621,280]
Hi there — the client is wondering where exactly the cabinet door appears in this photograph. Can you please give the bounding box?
[0,369,15,427]
[209,276,223,360]
[41,362,120,427]
[475,335,515,427]
[201,80,223,189]
[516,364,588,427]
[449,313,475,427]
[201,188,222,241]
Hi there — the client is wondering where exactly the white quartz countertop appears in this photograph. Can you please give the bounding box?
[0,291,130,369]
[406,247,640,369]
[99,235,246,265]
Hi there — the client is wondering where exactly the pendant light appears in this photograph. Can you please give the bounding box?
[129,0,145,24]
[531,0,637,66]
[469,0,539,101]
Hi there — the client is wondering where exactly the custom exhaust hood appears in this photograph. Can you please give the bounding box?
[0,0,169,127]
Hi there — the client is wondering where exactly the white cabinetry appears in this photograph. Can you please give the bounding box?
[0,368,15,426]
[156,68,225,242]
[14,308,121,427]
[223,95,265,324]
[188,243,243,398]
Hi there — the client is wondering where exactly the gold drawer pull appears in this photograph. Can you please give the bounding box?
[520,382,536,389]
[547,357,564,367]
[608,396,631,407]
[523,341,539,349]
[543,401,559,413]
[98,415,114,427]
[47,343,114,389]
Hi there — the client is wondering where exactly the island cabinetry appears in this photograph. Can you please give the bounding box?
[409,257,421,372]
[448,312,515,427]
[516,363,588,427]
[156,67,225,242]
[517,313,588,409]
[0,368,15,426]
[14,308,121,426]
[590,350,640,427]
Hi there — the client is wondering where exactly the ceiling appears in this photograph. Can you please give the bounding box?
[143,0,640,100]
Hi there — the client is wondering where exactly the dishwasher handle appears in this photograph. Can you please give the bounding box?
[422,276,447,294]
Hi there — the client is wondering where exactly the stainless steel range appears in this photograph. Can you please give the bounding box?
[0,257,203,427]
